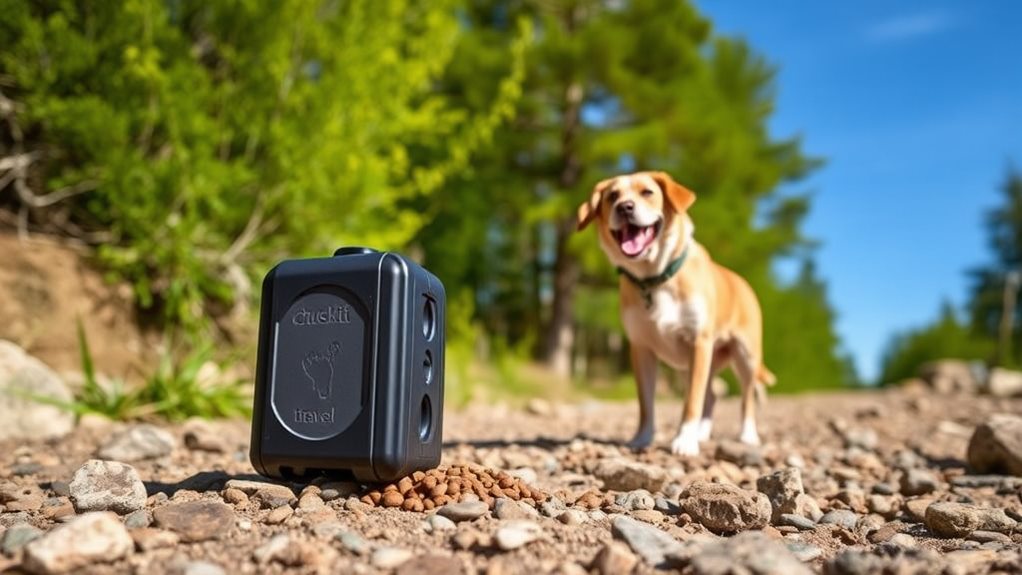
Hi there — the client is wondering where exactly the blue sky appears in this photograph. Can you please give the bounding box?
[695,1,1022,381]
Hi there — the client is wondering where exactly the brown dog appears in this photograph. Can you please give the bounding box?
[577,171,774,455]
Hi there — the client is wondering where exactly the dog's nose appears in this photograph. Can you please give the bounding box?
[616,201,635,216]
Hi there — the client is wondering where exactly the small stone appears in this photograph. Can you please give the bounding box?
[715,440,764,466]
[968,530,1011,543]
[97,424,176,462]
[69,460,147,515]
[182,422,227,453]
[223,479,294,501]
[437,500,489,522]
[591,541,638,575]
[593,459,668,492]
[557,509,588,525]
[130,527,179,551]
[372,547,413,569]
[425,514,456,532]
[493,498,531,520]
[654,496,681,515]
[252,533,334,568]
[680,481,772,534]
[265,505,293,524]
[611,515,684,568]
[778,513,816,530]
[222,488,248,505]
[819,509,858,530]
[395,555,463,575]
[967,414,1022,476]
[381,491,404,508]
[494,520,542,550]
[23,512,133,574]
[1,522,41,555]
[631,509,665,524]
[841,427,878,450]
[297,493,324,511]
[924,501,1017,537]
[337,530,369,555]
[177,560,225,575]
[616,489,655,511]
[681,531,813,575]
[785,540,823,562]
[903,498,933,523]
[756,468,804,522]
[123,510,150,529]
[40,498,73,520]
[888,533,916,548]
[899,469,940,496]
[152,500,234,542]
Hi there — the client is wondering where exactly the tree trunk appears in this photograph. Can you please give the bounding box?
[538,77,584,377]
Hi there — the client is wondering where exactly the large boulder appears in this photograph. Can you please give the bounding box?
[0,340,74,441]
[967,414,1022,476]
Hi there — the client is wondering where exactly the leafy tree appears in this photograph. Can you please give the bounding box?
[0,0,524,331]
[879,302,995,384]
[421,0,853,390]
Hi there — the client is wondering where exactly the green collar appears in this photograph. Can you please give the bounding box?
[617,244,691,307]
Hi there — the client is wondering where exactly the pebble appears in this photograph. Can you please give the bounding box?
[756,467,804,521]
[680,481,772,533]
[966,414,1022,475]
[253,533,335,568]
[152,500,234,542]
[611,515,684,567]
[899,468,940,496]
[819,509,859,530]
[297,493,324,511]
[425,514,457,532]
[715,440,764,466]
[223,479,294,501]
[97,424,176,462]
[778,513,816,530]
[888,533,917,548]
[903,497,933,522]
[654,496,680,515]
[182,423,227,453]
[557,509,588,525]
[678,531,813,575]
[494,520,542,550]
[123,509,150,529]
[177,560,225,575]
[494,498,534,520]
[371,547,414,569]
[616,489,654,511]
[591,541,638,575]
[39,496,73,520]
[130,527,180,551]
[1,522,41,555]
[23,512,133,574]
[593,459,668,492]
[395,555,463,575]
[265,505,293,524]
[337,530,369,555]
[785,540,823,562]
[967,530,1011,544]
[924,501,1017,537]
[68,460,147,514]
[437,500,489,522]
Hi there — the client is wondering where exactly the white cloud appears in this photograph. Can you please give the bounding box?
[865,11,953,43]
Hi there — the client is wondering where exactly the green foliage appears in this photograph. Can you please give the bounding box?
[1,0,526,331]
[879,303,996,384]
[54,322,250,421]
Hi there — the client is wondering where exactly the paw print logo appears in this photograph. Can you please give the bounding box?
[301,341,341,400]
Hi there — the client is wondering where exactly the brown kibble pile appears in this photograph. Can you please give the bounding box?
[359,465,549,512]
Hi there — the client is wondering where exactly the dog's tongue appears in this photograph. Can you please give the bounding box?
[620,224,654,256]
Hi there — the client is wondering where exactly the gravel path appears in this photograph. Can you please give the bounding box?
[1,386,1020,574]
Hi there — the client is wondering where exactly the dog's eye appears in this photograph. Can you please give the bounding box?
[641,189,654,197]
[606,191,619,203]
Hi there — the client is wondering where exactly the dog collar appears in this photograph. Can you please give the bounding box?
[616,244,691,308]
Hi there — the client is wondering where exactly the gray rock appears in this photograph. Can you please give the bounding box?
[840,428,878,451]
[152,501,234,542]
[654,496,681,515]
[69,460,147,514]
[967,414,1022,476]
[610,515,684,567]
[715,440,764,466]
[680,532,813,575]
[0,512,31,528]
[1,522,42,555]
[97,425,176,462]
[593,459,668,492]
[899,468,939,496]
[494,520,542,551]
[778,513,817,530]
[23,512,133,574]
[819,509,858,530]
[924,501,1017,537]
[437,500,489,522]
[756,468,806,521]
[681,481,772,534]
[785,541,824,562]
[424,514,456,532]
[0,340,74,441]
[123,510,150,529]
[616,489,655,511]
[336,530,369,555]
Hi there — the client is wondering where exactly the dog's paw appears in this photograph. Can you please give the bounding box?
[626,429,654,451]
[670,426,703,459]
[739,426,761,446]
[698,418,713,443]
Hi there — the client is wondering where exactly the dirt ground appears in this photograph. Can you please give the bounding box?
[0,386,1020,574]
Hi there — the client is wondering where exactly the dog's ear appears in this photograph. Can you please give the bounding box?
[651,171,696,213]
[577,178,613,231]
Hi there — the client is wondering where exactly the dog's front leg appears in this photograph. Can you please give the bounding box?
[671,334,712,456]
[627,344,658,450]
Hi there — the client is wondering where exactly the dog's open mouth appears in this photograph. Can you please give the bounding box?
[613,220,661,257]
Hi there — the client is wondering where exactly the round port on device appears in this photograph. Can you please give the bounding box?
[422,297,436,341]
